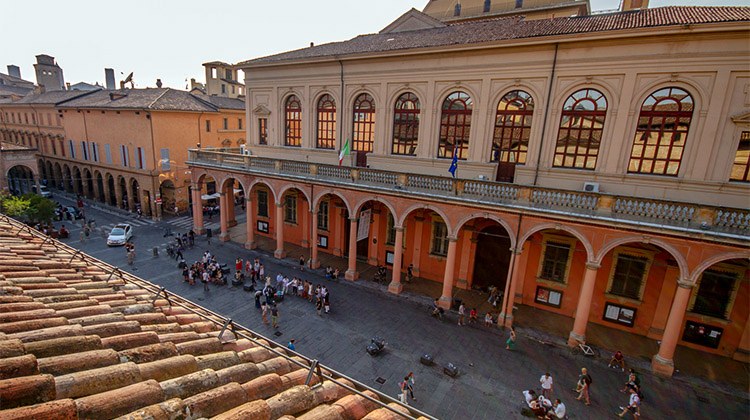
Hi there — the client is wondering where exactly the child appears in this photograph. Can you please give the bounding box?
[484,312,494,327]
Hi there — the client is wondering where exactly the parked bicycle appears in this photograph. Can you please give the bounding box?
[571,340,600,357]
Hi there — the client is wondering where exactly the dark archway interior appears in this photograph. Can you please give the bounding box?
[472,225,512,292]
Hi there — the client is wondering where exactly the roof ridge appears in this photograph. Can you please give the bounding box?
[147,88,171,110]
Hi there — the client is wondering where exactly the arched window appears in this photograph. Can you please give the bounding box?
[316,94,336,149]
[454,3,461,16]
[284,95,301,147]
[391,92,420,155]
[484,0,491,12]
[554,88,607,169]
[492,90,533,164]
[628,87,693,176]
[437,91,472,160]
[352,93,375,152]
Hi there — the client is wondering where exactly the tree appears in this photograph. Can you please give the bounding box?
[0,194,30,219]
[24,194,55,223]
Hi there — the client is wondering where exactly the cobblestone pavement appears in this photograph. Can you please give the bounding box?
[53,196,748,419]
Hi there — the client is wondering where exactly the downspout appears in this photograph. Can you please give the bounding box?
[532,43,559,186]
[146,109,160,219]
[337,59,344,156]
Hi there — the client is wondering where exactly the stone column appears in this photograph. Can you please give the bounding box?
[126,181,136,212]
[368,210,381,266]
[499,249,522,327]
[345,217,359,280]
[191,184,204,234]
[652,281,693,377]
[388,227,404,294]
[219,192,230,242]
[300,203,310,247]
[438,237,458,309]
[114,180,124,209]
[567,263,601,346]
[226,188,237,227]
[410,216,424,277]
[274,202,286,259]
[310,211,320,268]
[244,196,255,249]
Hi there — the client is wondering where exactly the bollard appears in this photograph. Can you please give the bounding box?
[152,247,159,257]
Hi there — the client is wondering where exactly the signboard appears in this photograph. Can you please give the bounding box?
[385,250,395,266]
[534,286,562,308]
[317,235,328,249]
[682,320,723,349]
[155,198,162,204]
[357,209,371,242]
[603,302,636,327]
[257,220,269,233]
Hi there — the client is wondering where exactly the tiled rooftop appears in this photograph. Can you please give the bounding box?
[57,88,221,112]
[0,217,425,419]
[240,6,750,65]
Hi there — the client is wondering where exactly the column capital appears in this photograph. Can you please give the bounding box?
[447,236,458,242]
[585,262,601,270]
[349,217,358,222]
[218,192,226,197]
[509,247,523,255]
[677,280,693,289]
[276,202,284,207]
[394,226,404,232]
[245,196,252,203]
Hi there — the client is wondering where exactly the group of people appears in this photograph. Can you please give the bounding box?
[398,372,416,405]
[181,250,227,291]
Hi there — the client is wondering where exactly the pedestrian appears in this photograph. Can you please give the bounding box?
[299,255,305,271]
[316,297,323,316]
[235,258,243,272]
[79,229,86,242]
[608,350,626,372]
[254,290,262,309]
[616,386,641,418]
[540,372,554,399]
[406,372,416,401]
[202,270,210,291]
[398,378,409,405]
[287,339,296,351]
[271,304,279,328]
[246,260,252,275]
[457,303,466,326]
[505,326,516,350]
[261,303,269,324]
[484,312,494,327]
[546,399,566,420]
[575,367,592,406]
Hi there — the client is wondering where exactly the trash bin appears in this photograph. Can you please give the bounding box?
[152,247,158,257]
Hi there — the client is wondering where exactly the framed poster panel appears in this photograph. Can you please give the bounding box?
[317,235,328,249]
[534,286,562,308]
[602,302,636,327]
[682,321,723,349]
[385,250,395,265]
[257,220,269,233]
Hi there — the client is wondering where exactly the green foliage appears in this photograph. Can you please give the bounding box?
[23,193,56,223]
[0,194,30,218]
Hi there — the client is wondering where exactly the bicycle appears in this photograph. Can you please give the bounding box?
[571,341,600,357]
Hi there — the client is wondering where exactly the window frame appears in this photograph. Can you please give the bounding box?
[316,94,336,149]
[688,265,742,321]
[352,93,376,153]
[257,190,268,218]
[317,200,329,231]
[284,194,297,224]
[730,130,750,182]
[258,118,268,145]
[491,90,533,164]
[628,87,694,176]
[391,92,420,156]
[284,95,302,147]
[537,234,576,285]
[605,248,654,302]
[554,88,607,170]
[437,91,473,160]
[430,219,449,257]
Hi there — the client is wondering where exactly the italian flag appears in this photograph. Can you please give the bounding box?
[338,138,350,166]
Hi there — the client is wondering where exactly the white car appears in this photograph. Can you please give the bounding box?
[107,224,133,246]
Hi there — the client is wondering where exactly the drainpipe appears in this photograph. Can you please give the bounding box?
[501,213,523,326]
[146,109,160,220]
[532,44,559,187]
[337,59,344,158]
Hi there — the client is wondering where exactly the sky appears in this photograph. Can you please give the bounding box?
[1,0,745,90]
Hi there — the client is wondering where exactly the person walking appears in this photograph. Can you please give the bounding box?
[398,378,409,405]
[316,297,323,316]
[202,270,210,292]
[287,339,296,351]
[261,302,269,325]
[270,304,279,328]
[458,303,466,326]
[505,326,517,350]
[405,372,416,401]
[616,386,641,418]
[540,372,554,400]
[575,367,592,406]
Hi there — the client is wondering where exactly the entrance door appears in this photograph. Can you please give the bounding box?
[495,162,516,183]
[471,226,512,291]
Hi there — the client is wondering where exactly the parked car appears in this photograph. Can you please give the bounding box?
[62,206,83,220]
[107,224,133,246]
[32,185,52,198]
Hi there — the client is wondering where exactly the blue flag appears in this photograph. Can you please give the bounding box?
[448,146,458,178]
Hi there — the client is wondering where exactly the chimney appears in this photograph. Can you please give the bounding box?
[7,65,21,79]
[65,82,71,90]
[156,79,163,88]
[105,68,115,90]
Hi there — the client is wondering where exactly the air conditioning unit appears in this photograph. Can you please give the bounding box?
[583,182,600,193]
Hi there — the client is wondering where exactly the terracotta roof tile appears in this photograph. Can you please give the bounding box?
[57,88,221,112]
[0,217,428,419]
[241,6,750,66]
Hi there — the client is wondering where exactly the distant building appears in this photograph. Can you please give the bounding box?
[33,54,65,92]
[68,81,103,92]
[422,0,591,22]
[202,61,245,98]
[0,65,34,100]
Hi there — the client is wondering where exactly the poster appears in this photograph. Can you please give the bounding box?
[357,209,371,242]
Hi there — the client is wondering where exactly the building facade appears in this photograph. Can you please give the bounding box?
[188,6,750,377]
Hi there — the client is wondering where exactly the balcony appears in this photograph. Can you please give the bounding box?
[187,149,750,242]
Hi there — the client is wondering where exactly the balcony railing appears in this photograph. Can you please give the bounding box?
[187,149,750,239]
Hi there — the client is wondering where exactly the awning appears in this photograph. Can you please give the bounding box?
[201,193,221,200]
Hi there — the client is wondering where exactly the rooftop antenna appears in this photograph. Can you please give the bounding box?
[119,72,134,89]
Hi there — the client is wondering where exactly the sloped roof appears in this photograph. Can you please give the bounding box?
[0,217,424,419]
[0,84,33,97]
[12,90,98,105]
[240,6,750,66]
[58,88,219,112]
[193,93,245,110]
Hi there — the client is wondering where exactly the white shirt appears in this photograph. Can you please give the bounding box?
[554,402,566,418]
[540,375,553,390]
[523,390,535,405]
[629,393,640,407]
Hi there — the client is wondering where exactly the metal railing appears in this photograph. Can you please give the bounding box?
[187,149,750,239]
